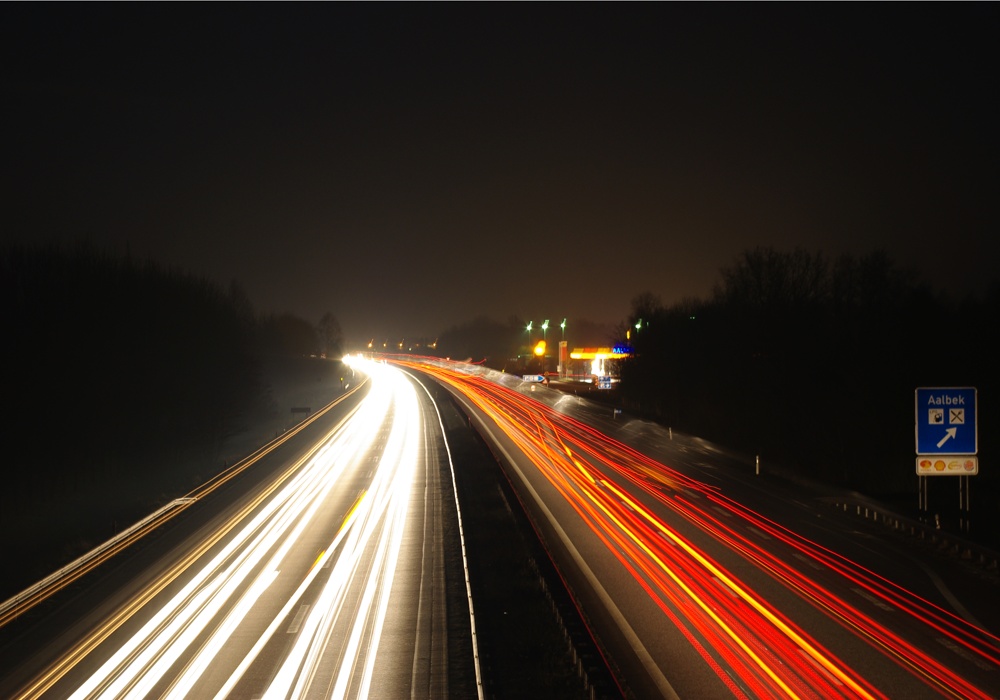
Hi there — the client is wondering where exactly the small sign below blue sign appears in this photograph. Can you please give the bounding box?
[915,387,977,455]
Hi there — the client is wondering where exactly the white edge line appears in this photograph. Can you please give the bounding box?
[409,371,486,700]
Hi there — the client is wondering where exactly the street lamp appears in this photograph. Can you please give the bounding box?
[560,318,566,341]
[539,320,551,374]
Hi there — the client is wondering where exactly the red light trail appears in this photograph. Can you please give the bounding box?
[400,358,999,699]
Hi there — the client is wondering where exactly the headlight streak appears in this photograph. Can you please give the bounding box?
[207,491,367,700]
[70,408,373,699]
[259,358,420,699]
[272,367,419,700]
[59,358,422,700]
[401,359,999,699]
[0,383,368,631]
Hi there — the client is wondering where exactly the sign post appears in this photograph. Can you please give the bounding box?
[915,387,978,531]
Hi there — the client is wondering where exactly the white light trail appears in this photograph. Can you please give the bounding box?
[69,358,422,700]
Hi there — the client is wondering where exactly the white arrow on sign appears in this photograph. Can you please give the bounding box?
[937,427,957,449]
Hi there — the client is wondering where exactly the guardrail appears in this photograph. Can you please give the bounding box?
[823,493,1000,574]
[0,498,196,626]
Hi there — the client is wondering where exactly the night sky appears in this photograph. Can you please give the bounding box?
[3,4,997,348]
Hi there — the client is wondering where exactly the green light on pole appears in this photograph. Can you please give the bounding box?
[542,319,549,341]
[560,318,566,341]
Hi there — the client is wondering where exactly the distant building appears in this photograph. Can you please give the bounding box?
[565,345,631,383]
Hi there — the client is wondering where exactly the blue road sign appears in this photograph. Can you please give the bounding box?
[915,387,977,455]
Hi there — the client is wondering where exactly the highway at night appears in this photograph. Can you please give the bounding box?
[5,6,998,699]
[2,355,998,699]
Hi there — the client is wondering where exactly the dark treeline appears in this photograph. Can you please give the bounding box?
[1,242,341,513]
[436,316,524,367]
[619,247,998,497]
